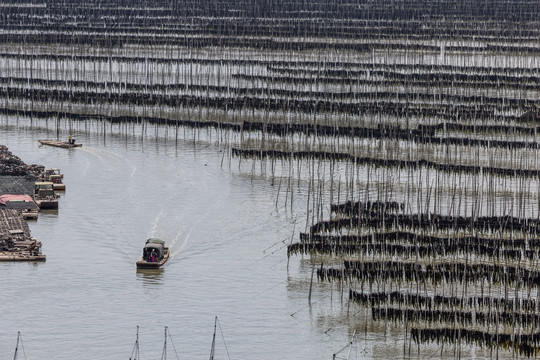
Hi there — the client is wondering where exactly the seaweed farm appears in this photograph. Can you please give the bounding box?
[3,0,540,358]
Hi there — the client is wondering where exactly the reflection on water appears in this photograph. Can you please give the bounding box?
[136,267,164,285]
[39,209,59,216]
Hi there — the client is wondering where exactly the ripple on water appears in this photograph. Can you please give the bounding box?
[0,127,370,360]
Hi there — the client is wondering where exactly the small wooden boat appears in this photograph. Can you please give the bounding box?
[43,168,63,180]
[38,139,82,148]
[41,168,65,190]
[33,182,59,209]
[136,238,169,268]
[49,175,65,191]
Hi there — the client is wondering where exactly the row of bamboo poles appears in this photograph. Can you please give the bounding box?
[289,201,540,357]
[3,0,540,357]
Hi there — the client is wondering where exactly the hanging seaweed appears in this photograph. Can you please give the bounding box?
[411,328,540,357]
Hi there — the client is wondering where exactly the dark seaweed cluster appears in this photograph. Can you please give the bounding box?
[291,200,540,356]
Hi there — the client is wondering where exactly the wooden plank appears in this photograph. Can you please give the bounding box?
[0,252,46,261]
[0,209,45,261]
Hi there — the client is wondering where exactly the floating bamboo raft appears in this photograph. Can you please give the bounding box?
[38,140,82,148]
[0,209,45,261]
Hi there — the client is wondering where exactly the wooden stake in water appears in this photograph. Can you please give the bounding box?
[13,331,25,360]
[209,316,217,360]
[129,326,140,360]
[161,326,168,360]
[308,262,316,304]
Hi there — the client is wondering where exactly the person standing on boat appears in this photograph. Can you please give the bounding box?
[151,249,157,262]
[68,134,73,144]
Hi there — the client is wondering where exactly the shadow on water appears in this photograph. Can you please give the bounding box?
[136,267,164,285]
[39,209,59,216]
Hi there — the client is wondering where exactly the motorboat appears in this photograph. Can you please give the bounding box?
[136,238,169,268]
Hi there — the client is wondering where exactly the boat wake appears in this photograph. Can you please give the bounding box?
[168,231,188,259]
[148,209,165,237]
[77,146,137,177]
[166,193,224,261]
[167,209,209,260]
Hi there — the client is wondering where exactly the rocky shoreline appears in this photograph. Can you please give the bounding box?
[0,145,43,178]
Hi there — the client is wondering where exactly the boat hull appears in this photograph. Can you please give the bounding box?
[35,199,58,209]
[38,140,82,148]
[22,210,39,220]
[136,248,169,268]
[52,184,65,191]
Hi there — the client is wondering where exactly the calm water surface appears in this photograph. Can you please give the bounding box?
[0,126,365,359]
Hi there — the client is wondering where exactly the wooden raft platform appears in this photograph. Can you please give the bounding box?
[0,176,40,219]
[0,209,45,261]
[0,251,46,261]
[38,139,82,148]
